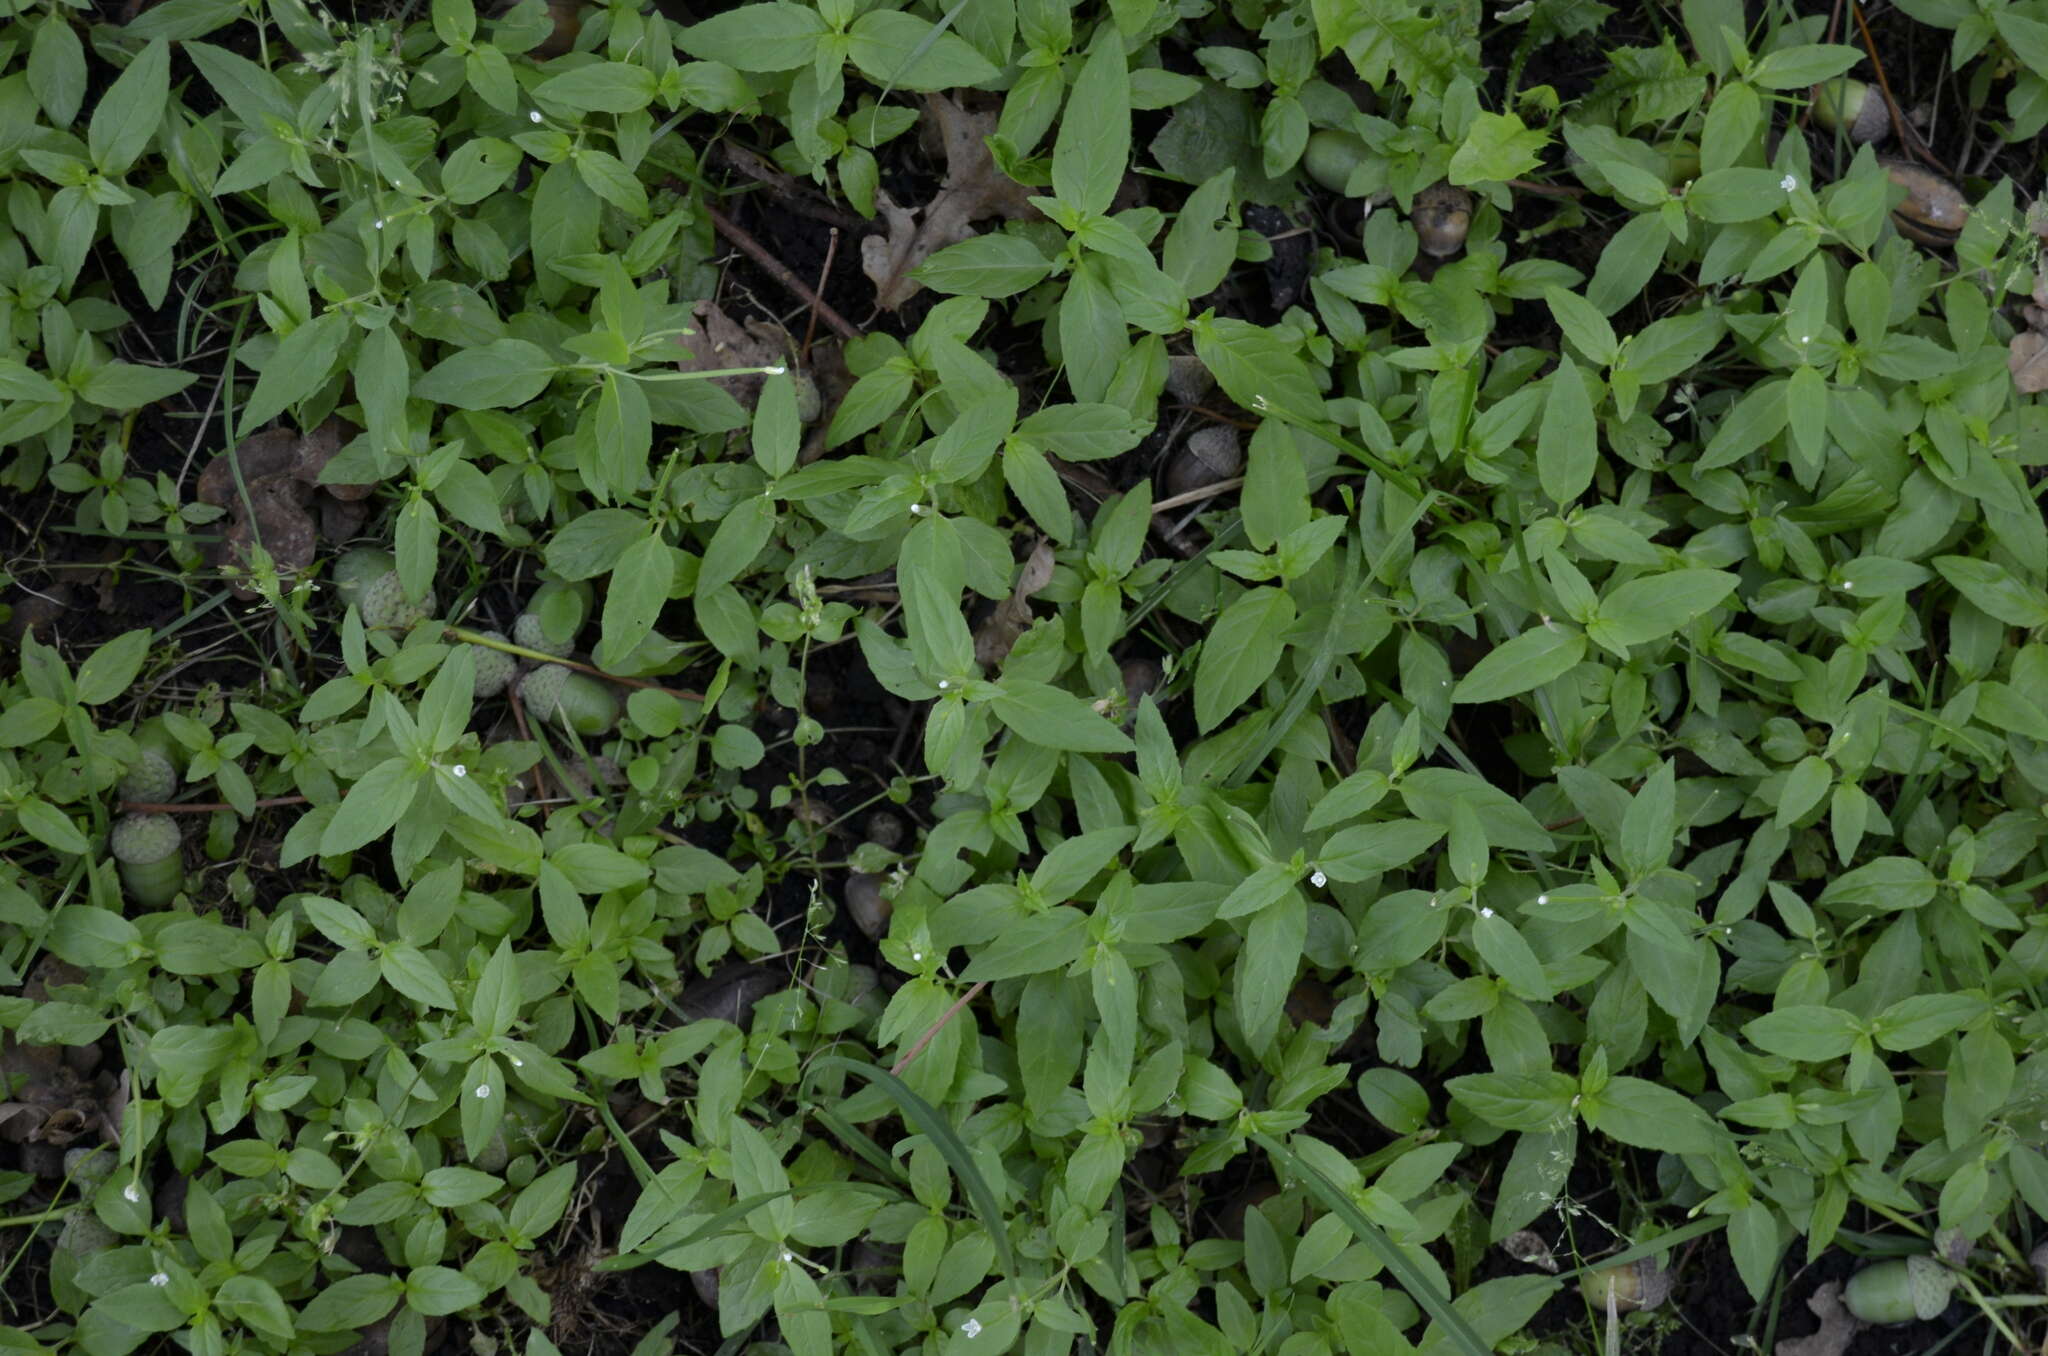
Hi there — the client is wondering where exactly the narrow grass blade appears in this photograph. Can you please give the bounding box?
[1251,1131,1490,1356]
[809,1054,1017,1280]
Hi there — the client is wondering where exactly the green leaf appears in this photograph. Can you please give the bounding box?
[415,339,556,410]
[1591,569,1739,649]
[1743,1005,1861,1062]
[1052,37,1131,218]
[89,39,170,177]
[1236,890,1306,1051]
[1748,43,1863,89]
[1318,819,1447,882]
[1452,625,1586,703]
[1583,1076,1719,1155]
[961,908,1090,981]
[1446,111,1549,186]
[846,10,1001,91]
[319,757,424,857]
[1536,356,1598,506]
[989,680,1134,753]
[915,233,1053,298]
[675,2,824,71]
[598,532,674,666]
[1446,1071,1578,1131]
[240,312,350,431]
[1193,587,1295,732]
[1933,555,2048,629]
[534,63,659,113]
[1191,313,1322,423]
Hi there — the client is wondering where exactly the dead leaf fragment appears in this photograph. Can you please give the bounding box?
[861,94,1041,310]
[973,537,1056,668]
[196,419,371,598]
[673,300,794,412]
[1775,1280,1862,1356]
[2011,331,2048,395]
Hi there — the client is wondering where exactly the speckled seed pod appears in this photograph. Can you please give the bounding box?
[863,811,904,851]
[1843,1255,1956,1325]
[330,547,397,612]
[1882,161,1969,246]
[118,748,177,805]
[358,571,435,633]
[518,664,617,735]
[1579,1257,1674,1313]
[466,631,517,699]
[1164,426,1243,499]
[513,611,575,659]
[1412,183,1474,258]
[1813,78,1889,144]
[110,813,183,907]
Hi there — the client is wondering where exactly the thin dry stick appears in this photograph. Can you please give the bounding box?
[121,795,307,814]
[890,980,987,1076]
[801,226,840,363]
[706,206,863,343]
[1152,476,1245,514]
[1849,0,1953,177]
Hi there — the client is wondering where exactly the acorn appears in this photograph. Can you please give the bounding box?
[1303,129,1371,195]
[110,813,184,908]
[1843,1255,1956,1325]
[518,664,617,735]
[1881,160,1969,247]
[844,872,890,938]
[1413,183,1473,258]
[1579,1257,1674,1313]
[1163,426,1243,499]
[118,748,178,805]
[1165,354,1214,405]
[466,631,517,699]
[1813,78,1889,144]
[863,811,904,851]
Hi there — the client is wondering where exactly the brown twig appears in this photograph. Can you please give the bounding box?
[802,227,839,363]
[120,795,307,814]
[1507,179,1586,199]
[1849,0,1953,177]
[890,980,987,1076]
[706,206,863,343]
[1152,476,1245,515]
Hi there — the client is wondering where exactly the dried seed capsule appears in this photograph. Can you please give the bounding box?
[1843,1255,1956,1325]
[1881,160,1969,247]
[1164,426,1243,499]
[1579,1257,1674,1313]
[1413,183,1473,258]
[1813,78,1889,144]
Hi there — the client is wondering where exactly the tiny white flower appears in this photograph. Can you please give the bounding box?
[912,950,923,962]
[1779,173,1797,193]
[372,218,385,230]
[1537,894,1549,905]
[510,1056,524,1067]
[1428,894,1440,908]
[1841,580,1853,591]
[1310,870,1327,888]
[475,1084,491,1098]
[961,1319,983,1339]
[123,1182,142,1204]
[452,764,467,777]
[1799,335,1811,345]
[780,1250,794,1263]
[529,110,543,123]
[1251,394,1269,410]
[1479,906,1495,918]
[763,364,786,376]
[149,1272,169,1288]
[910,503,929,516]
[936,679,950,690]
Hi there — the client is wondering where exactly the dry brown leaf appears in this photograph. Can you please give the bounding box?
[2011,331,2048,395]
[673,300,793,411]
[973,537,1057,669]
[1774,1280,1862,1356]
[861,94,1041,310]
[197,420,370,598]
